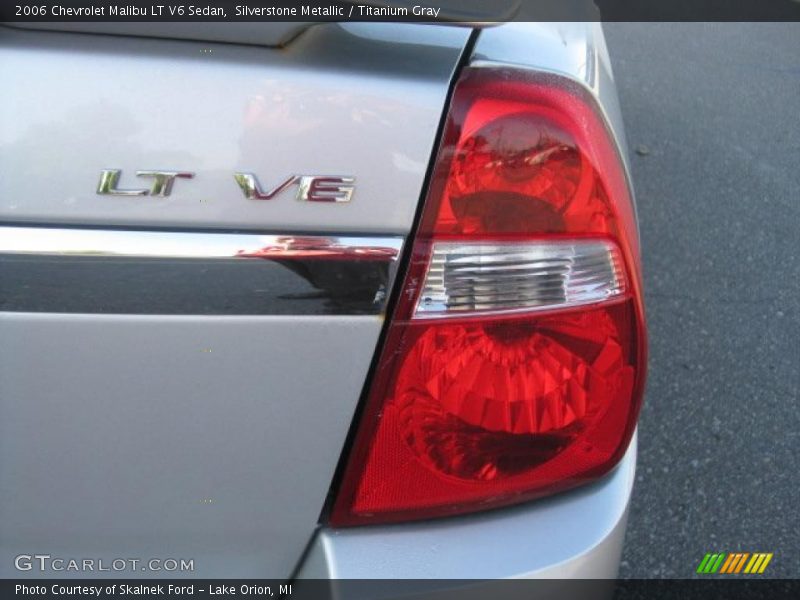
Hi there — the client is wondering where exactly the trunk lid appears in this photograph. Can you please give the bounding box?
[0,23,469,578]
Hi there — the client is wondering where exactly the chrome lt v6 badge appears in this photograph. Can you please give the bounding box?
[97,170,355,203]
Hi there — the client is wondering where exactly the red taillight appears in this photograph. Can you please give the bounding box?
[330,68,647,526]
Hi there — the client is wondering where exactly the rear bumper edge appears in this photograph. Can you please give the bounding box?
[297,432,637,581]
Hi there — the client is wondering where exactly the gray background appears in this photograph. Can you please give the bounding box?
[605,23,799,578]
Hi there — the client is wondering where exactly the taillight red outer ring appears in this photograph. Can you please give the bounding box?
[329,67,647,527]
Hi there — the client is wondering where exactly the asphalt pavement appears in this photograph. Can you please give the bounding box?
[604,23,799,578]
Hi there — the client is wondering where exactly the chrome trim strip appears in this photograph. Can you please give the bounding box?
[0,226,404,316]
[0,226,403,261]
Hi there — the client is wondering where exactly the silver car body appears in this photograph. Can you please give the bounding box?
[0,21,635,580]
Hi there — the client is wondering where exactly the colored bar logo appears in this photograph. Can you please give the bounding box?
[697,552,773,574]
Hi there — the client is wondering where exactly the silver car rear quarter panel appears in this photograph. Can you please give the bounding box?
[0,23,470,578]
[296,22,638,581]
[0,21,636,581]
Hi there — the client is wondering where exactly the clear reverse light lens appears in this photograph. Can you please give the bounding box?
[415,239,626,317]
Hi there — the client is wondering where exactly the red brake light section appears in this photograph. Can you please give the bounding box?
[330,68,647,526]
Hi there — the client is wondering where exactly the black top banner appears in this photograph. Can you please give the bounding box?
[2,0,800,22]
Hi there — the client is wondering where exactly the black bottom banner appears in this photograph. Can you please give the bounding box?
[4,579,800,600]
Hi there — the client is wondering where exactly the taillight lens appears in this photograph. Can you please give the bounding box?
[330,68,647,526]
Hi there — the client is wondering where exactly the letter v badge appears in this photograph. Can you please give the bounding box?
[233,173,298,200]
